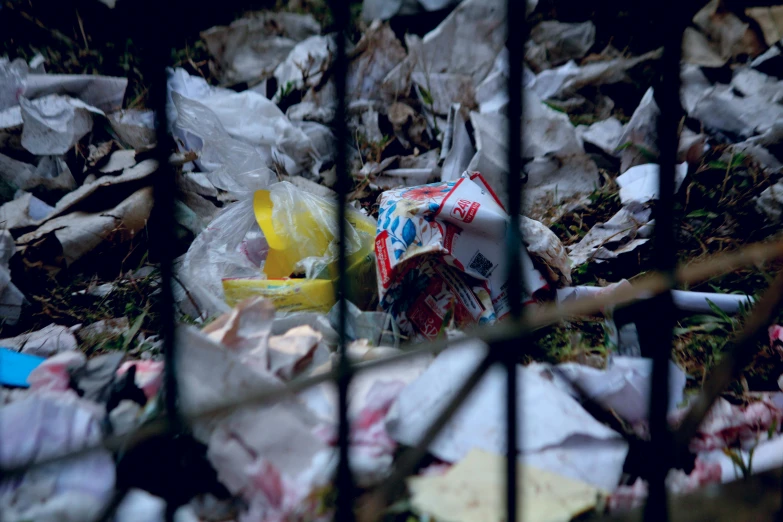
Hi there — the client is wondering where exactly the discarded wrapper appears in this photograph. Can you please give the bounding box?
[374,172,548,340]
[220,181,377,313]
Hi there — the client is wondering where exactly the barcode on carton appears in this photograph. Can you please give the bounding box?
[468,251,494,278]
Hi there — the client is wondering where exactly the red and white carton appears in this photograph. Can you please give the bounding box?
[375,172,547,340]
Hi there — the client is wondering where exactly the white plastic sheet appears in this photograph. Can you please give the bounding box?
[168,68,325,182]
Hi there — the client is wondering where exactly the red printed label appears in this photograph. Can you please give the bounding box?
[443,224,458,254]
[375,230,393,288]
[409,295,443,340]
[450,198,480,223]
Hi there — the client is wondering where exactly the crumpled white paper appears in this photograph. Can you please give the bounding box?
[0,230,24,325]
[385,341,628,490]
[19,95,103,155]
[616,162,689,205]
[0,391,115,522]
[554,356,687,425]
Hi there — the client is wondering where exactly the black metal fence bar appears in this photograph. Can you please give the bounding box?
[504,0,527,519]
[329,0,356,520]
[640,7,686,521]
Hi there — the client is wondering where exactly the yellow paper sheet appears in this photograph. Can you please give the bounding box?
[408,449,603,522]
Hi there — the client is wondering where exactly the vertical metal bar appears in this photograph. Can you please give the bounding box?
[641,10,685,522]
[328,1,355,520]
[139,2,180,519]
[142,3,180,430]
[505,0,526,519]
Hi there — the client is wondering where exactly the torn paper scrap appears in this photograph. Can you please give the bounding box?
[531,49,661,101]
[746,5,783,45]
[347,21,407,102]
[201,12,321,86]
[730,68,783,104]
[114,489,166,522]
[46,158,157,222]
[690,85,783,138]
[17,186,154,271]
[0,192,54,230]
[408,448,603,522]
[273,35,335,99]
[19,95,103,155]
[222,14,319,76]
[577,117,624,156]
[555,357,687,425]
[526,21,596,71]
[24,73,128,113]
[467,93,600,218]
[616,87,659,172]
[108,109,156,149]
[362,0,462,22]
[386,341,628,489]
[680,64,712,114]
[616,162,689,205]
[0,229,24,325]
[0,392,116,522]
[683,0,764,67]
[27,351,86,392]
[521,216,572,286]
[0,153,75,196]
[757,180,783,222]
[382,0,508,90]
[0,323,78,357]
[567,203,653,267]
[175,327,330,521]
[441,104,476,182]
[681,397,782,453]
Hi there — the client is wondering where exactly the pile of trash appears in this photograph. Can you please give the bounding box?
[3,0,783,520]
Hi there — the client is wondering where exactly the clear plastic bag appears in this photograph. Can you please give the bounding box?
[180,181,377,318]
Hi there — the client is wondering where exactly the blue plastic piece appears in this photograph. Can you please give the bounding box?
[0,348,46,388]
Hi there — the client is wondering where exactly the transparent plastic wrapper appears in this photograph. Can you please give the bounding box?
[182,181,377,317]
[375,172,549,341]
